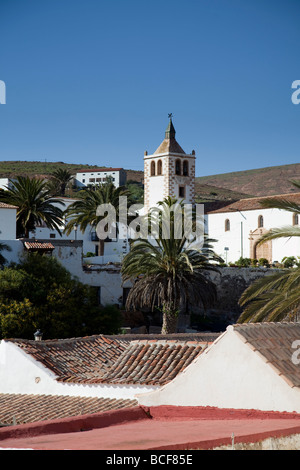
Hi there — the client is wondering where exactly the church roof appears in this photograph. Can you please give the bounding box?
[153,118,186,155]
[206,192,300,214]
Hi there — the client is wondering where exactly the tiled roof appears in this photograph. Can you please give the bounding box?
[206,192,300,214]
[0,393,137,426]
[23,241,55,250]
[154,138,186,155]
[233,322,300,388]
[97,340,208,386]
[8,335,210,386]
[0,202,18,209]
[10,335,129,383]
[76,168,123,173]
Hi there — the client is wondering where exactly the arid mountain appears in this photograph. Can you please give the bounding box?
[196,163,300,197]
[1,161,299,200]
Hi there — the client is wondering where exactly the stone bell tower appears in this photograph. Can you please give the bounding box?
[143,116,196,212]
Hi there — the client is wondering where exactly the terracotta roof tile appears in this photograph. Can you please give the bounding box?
[233,322,300,388]
[7,334,214,386]
[206,192,300,214]
[97,340,208,386]
[24,241,55,250]
[0,393,137,426]
[154,138,186,155]
[0,202,18,209]
[10,335,129,383]
[76,168,123,173]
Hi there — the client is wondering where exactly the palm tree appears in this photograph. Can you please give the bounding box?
[238,180,300,323]
[47,168,73,196]
[0,176,65,238]
[121,198,221,334]
[64,182,130,256]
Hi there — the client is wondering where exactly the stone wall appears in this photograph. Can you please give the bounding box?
[188,266,277,331]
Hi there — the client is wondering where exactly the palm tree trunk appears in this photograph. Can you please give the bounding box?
[161,307,178,334]
[99,239,104,256]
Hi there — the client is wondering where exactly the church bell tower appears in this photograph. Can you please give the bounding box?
[143,116,196,212]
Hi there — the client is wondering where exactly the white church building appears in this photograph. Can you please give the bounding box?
[142,116,300,266]
[205,194,300,265]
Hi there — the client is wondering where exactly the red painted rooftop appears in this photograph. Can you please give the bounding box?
[76,168,123,173]
[1,406,300,450]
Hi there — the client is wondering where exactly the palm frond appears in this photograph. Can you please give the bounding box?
[257,226,300,245]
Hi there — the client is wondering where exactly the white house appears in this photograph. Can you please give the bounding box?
[0,178,16,191]
[0,202,17,240]
[75,168,127,189]
[137,322,300,414]
[205,193,300,265]
[0,334,208,404]
[29,197,130,264]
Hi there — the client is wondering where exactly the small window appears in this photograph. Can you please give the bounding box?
[183,160,189,176]
[157,160,162,175]
[151,160,156,176]
[50,233,56,239]
[293,213,299,225]
[179,186,185,198]
[175,159,181,175]
[258,215,264,228]
[225,219,230,232]
[82,179,85,183]
[89,178,95,183]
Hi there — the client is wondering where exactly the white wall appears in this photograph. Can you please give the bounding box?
[0,208,17,240]
[0,178,16,190]
[75,170,125,188]
[207,207,300,263]
[30,198,130,262]
[137,326,300,413]
[1,239,129,307]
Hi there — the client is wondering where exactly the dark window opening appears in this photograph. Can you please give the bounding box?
[183,160,189,176]
[179,186,185,198]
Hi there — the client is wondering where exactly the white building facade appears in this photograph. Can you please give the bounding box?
[0,202,17,240]
[75,168,126,189]
[206,194,300,265]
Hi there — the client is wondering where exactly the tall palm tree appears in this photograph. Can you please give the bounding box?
[64,182,130,256]
[121,198,221,334]
[0,176,64,238]
[47,168,73,196]
[238,180,300,323]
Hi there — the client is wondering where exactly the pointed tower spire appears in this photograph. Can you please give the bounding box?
[165,114,176,139]
[153,114,185,155]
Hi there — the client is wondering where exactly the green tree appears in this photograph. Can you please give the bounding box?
[238,181,300,322]
[64,182,130,255]
[47,168,73,196]
[121,198,221,334]
[125,181,144,204]
[0,255,122,339]
[0,176,64,238]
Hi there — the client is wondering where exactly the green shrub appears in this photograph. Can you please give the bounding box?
[258,258,270,268]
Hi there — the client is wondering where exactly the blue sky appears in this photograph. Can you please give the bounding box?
[0,0,299,176]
